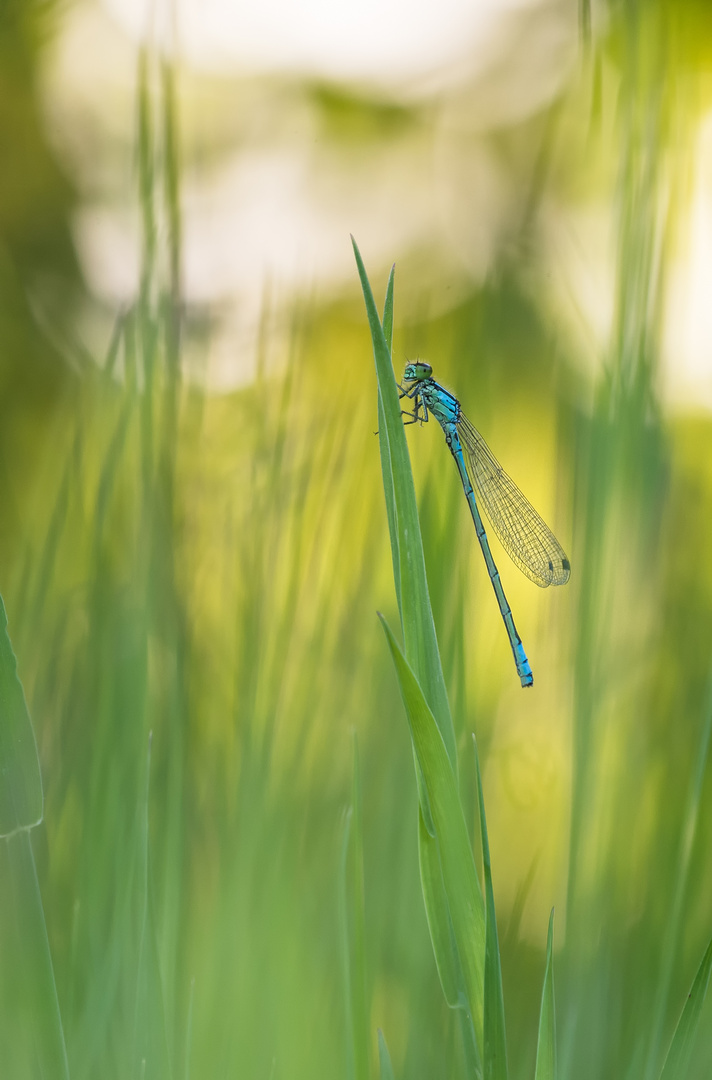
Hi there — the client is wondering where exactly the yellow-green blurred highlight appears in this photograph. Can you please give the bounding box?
[3,2,712,1079]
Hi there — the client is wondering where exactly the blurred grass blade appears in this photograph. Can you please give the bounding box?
[379,613,485,1049]
[184,976,195,1080]
[419,809,483,1078]
[0,595,67,1076]
[377,1030,395,1080]
[162,56,181,325]
[0,594,42,835]
[580,0,591,47]
[503,856,539,952]
[134,735,172,1080]
[473,736,508,1080]
[350,733,370,1080]
[352,236,456,773]
[138,47,156,305]
[103,308,126,380]
[646,676,712,1080]
[340,808,357,1080]
[339,733,370,1080]
[3,832,71,1080]
[534,910,557,1080]
[93,387,135,555]
[658,933,712,1080]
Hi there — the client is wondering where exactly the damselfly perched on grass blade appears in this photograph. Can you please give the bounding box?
[400,361,570,688]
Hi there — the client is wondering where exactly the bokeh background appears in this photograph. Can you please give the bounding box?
[1,0,712,1077]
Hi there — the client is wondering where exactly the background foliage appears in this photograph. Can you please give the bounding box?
[1,1,712,1078]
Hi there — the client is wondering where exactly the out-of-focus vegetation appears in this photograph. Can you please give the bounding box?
[1,1,712,1078]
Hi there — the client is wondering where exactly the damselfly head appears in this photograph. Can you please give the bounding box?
[403,361,432,382]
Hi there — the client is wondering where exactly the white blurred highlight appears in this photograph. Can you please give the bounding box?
[101,0,540,91]
[42,2,712,406]
[665,109,712,410]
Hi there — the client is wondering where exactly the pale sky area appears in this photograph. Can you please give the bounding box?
[42,0,712,407]
[101,0,537,89]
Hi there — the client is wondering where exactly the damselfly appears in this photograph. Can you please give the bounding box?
[400,362,570,688]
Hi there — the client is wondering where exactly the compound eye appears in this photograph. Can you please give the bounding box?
[404,361,433,382]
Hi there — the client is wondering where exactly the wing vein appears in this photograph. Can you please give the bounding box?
[457,413,570,588]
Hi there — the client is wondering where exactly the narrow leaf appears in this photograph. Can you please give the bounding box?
[340,735,370,1080]
[378,1029,395,1080]
[418,806,465,1008]
[340,808,357,1080]
[352,236,456,772]
[659,934,712,1080]
[0,595,43,836]
[645,676,712,1080]
[134,736,171,1079]
[379,614,485,1048]
[350,734,369,1080]
[378,267,401,619]
[382,264,395,352]
[534,910,557,1080]
[2,831,70,1079]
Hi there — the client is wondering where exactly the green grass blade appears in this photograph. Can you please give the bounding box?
[379,613,485,1049]
[340,807,357,1080]
[350,733,370,1080]
[103,309,125,379]
[377,392,401,619]
[184,976,195,1080]
[377,1029,395,1080]
[418,807,465,1008]
[645,678,712,1080]
[161,57,181,326]
[2,831,70,1080]
[473,736,508,1080]
[339,734,370,1080]
[374,262,435,837]
[134,735,172,1079]
[658,933,712,1080]
[579,0,591,47]
[352,237,456,773]
[378,266,400,619]
[137,47,156,304]
[534,910,557,1080]
[0,595,62,1074]
[382,264,395,351]
[0,594,42,835]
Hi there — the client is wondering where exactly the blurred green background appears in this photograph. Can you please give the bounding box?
[1,0,712,1077]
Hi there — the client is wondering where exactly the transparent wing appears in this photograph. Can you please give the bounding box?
[457,412,570,588]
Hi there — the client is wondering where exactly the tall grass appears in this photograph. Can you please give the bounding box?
[1,4,712,1080]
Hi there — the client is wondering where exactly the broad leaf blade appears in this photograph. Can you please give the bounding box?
[379,614,485,1047]
[418,806,464,1008]
[2,832,70,1079]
